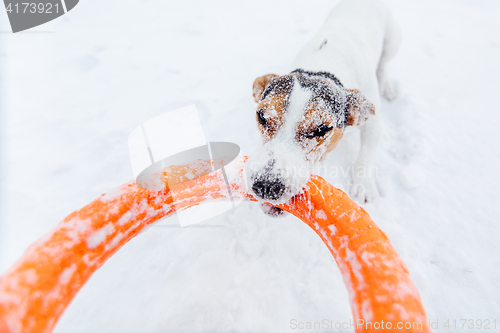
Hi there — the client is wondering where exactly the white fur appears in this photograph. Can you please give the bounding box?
[290,0,401,202]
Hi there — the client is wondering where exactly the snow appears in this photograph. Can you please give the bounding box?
[316,210,327,220]
[59,264,77,285]
[0,0,500,332]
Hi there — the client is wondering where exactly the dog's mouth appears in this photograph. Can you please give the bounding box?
[250,171,309,205]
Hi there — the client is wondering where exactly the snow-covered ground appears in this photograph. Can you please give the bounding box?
[1,0,500,332]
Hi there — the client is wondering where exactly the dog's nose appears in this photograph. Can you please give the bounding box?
[252,178,285,201]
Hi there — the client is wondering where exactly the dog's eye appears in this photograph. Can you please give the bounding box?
[257,110,268,128]
[305,124,333,138]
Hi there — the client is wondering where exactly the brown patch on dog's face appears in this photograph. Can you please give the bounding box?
[253,74,279,103]
[294,104,344,164]
[254,74,296,142]
[255,96,286,142]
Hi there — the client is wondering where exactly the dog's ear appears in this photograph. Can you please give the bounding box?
[253,74,278,103]
[345,89,376,126]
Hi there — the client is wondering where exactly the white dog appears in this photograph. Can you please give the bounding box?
[247,0,400,214]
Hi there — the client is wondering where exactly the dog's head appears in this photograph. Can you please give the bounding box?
[247,70,375,204]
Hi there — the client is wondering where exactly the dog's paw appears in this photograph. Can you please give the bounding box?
[350,176,379,203]
[260,203,287,218]
[380,78,399,101]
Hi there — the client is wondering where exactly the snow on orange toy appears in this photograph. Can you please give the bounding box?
[0,158,430,333]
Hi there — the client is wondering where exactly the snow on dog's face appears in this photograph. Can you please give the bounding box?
[248,71,375,204]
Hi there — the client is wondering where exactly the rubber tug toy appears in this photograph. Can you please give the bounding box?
[0,157,430,333]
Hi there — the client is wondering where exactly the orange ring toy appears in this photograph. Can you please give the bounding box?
[0,158,430,333]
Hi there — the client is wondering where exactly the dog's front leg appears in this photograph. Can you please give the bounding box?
[350,115,381,203]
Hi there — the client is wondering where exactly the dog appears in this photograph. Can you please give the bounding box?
[247,0,401,215]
